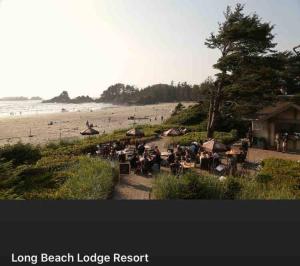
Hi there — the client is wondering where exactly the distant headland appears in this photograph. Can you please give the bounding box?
[0,96,42,101]
[42,83,203,105]
[42,91,95,104]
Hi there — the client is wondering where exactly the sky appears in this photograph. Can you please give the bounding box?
[0,0,299,99]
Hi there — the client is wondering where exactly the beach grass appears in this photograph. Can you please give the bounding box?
[152,159,300,200]
[55,157,119,200]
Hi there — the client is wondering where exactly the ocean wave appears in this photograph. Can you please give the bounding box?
[0,100,112,117]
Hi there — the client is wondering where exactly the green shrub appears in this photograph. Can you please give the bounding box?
[238,178,297,200]
[214,115,250,137]
[257,158,300,196]
[153,165,299,200]
[260,158,300,180]
[171,102,185,116]
[256,173,273,184]
[0,160,14,179]
[153,172,225,199]
[165,104,207,125]
[0,142,41,166]
[55,157,119,200]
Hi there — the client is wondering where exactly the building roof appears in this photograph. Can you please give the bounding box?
[255,102,300,121]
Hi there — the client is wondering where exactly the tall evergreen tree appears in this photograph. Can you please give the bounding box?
[205,3,277,137]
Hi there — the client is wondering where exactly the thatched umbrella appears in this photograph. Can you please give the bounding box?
[202,139,228,153]
[163,128,182,137]
[126,128,145,137]
[80,127,99,136]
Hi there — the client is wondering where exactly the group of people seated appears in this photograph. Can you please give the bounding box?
[96,140,130,160]
[129,143,162,175]
[165,142,238,176]
[96,140,162,176]
[166,143,202,175]
[95,137,248,177]
[199,151,221,171]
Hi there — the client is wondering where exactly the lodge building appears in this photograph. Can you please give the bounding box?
[252,102,300,151]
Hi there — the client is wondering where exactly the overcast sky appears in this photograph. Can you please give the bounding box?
[0,0,299,98]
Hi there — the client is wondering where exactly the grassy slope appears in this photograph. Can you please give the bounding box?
[0,127,160,200]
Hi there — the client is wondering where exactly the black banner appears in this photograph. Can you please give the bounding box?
[0,201,299,265]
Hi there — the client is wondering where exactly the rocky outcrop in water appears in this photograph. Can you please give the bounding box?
[43,91,94,103]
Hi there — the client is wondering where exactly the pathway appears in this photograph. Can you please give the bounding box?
[248,148,300,162]
[113,173,153,200]
[112,137,168,200]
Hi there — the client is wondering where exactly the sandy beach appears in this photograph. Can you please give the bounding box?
[0,102,189,146]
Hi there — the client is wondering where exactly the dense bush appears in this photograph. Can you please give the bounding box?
[153,172,245,200]
[0,160,15,179]
[214,114,250,137]
[56,157,119,200]
[260,158,300,180]
[153,172,225,199]
[166,104,207,125]
[0,156,119,200]
[257,158,300,195]
[0,142,41,166]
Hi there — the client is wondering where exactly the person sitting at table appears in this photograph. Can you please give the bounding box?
[135,141,139,150]
[184,150,192,163]
[138,142,146,156]
[207,152,213,171]
[130,153,138,169]
[228,154,238,176]
[190,142,199,159]
[154,146,161,157]
[118,152,126,163]
[170,158,181,175]
[167,149,175,166]
[201,152,211,170]
[199,152,206,169]
[212,152,220,168]
[175,145,183,160]
[152,146,162,171]
[109,147,117,161]
[142,151,152,175]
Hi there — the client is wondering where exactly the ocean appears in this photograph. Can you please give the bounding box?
[0,100,112,118]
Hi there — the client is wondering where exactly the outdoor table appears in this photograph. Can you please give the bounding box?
[161,151,170,158]
[180,162,196,169]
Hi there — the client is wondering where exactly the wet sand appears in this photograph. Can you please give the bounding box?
[0,102,192,146]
